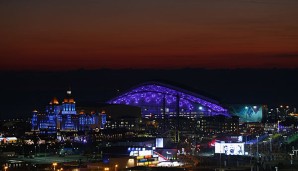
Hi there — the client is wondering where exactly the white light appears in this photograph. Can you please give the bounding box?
[215,142,244,155]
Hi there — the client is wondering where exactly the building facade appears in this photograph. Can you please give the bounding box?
[198,115,239,134]
[31,90,104,135]
[108,82,229,119]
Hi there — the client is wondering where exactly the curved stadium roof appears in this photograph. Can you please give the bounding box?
[108,82,228,118]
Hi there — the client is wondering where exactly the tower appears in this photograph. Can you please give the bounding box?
[61,89,76,115]
[61,89,77,131]
[100,110,107,129]
[31,110,38,131]
[46,97,60,133]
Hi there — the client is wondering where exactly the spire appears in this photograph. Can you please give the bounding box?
[63,87,75,104]
[67,87,71,95]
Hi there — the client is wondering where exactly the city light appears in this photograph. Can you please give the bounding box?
[53,162,57,171]
[108,82,229,118]
[2,81,298,171]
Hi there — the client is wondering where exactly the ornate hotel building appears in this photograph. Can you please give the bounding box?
[31,90,106,135]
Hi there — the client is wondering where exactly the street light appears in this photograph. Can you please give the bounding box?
[4,166,8,171]
[219,144,222,170]
[268,137,272,151]
[256,135,260,171]
[115,164,118,171]
[53,162,57,171]
[290,153,294,165]
[293,150,298,157]
[283,136,287,151]
[283,135,287,141]
[250,143,252,165]
[263,141,267,152]
[269,137,272,160]
[268,134,272,152]
[256,135,259,160]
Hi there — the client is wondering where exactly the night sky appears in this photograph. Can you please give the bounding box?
[1,69,298,119]
[1,0,298,70]
[1,1,298,119]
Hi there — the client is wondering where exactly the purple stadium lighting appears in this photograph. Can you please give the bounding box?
[108,82,229,118]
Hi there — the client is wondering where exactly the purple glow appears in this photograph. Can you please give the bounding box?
[108,82,229,118]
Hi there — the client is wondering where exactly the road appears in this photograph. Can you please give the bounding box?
[18,155,89,164]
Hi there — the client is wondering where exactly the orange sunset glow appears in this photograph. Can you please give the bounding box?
[1,0,298,70]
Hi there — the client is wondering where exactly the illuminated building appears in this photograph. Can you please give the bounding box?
[31,82,231,139]
[31,90,102,135]
[108,82,229,119]
[198,115,239,134]
[107,82,232,142]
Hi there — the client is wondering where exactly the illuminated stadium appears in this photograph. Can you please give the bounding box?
[108,82,229,118]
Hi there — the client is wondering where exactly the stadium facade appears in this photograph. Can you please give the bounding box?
[108,82,229,119]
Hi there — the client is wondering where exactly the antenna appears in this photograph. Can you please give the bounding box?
[67,86,72,95]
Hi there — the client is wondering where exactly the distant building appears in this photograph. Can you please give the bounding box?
[31,90,102,135]
[266,105,295,122]
[229,105,264,123]
[198,115,239,134]
[108,82,229,119]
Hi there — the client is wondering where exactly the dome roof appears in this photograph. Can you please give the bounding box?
[68,98,75,103]
[63,98,75,103]
[62,89,75,104]
[108,81,229,117]
[49,97,59,105]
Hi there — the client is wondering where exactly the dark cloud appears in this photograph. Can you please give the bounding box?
[271,53,298,59]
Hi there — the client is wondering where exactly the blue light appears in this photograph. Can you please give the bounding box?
[108,82,229,118]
